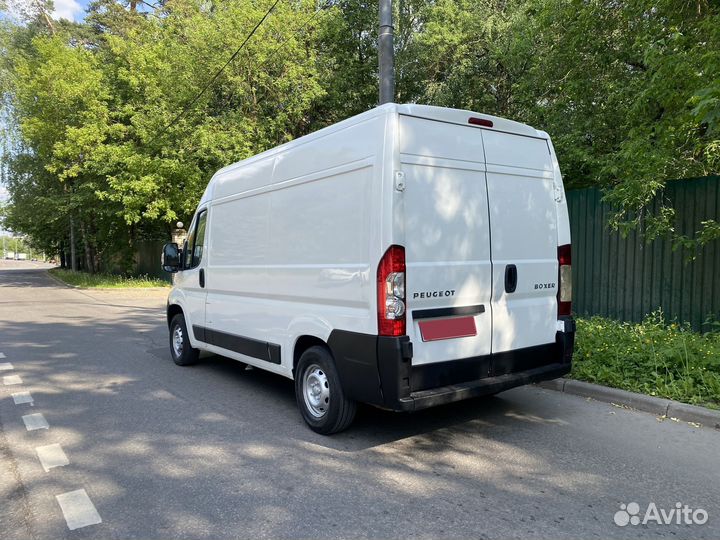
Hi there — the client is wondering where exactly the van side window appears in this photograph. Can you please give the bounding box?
[192,211,208,266]
[183,210,207,269]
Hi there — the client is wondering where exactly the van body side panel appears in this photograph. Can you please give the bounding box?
[204,116,386,374]
[483,130,559,354]
[399,116,493,366]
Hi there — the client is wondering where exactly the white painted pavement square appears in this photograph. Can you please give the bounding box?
[11,391,34,405]
[36,444,69,472]
[3,375,22,385]
[55,489,102,530]
[22,413,49,431]
[0,362,13,371]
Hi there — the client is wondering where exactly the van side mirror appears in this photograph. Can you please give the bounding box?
[161,242,181,273]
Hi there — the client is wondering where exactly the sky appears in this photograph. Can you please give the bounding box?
[0,0,89,22]
[53,0,87,21]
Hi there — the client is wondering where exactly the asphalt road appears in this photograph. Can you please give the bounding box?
[0,260,718,540]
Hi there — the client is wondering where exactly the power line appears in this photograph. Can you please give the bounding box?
[135,0,160,10]
[153,0,282,140]
[261,1,331,55]
[158,1,334,154]
[211,2,333,111]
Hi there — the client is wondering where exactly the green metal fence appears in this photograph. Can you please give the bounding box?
[567,176,720,330]
[135,240,172,283]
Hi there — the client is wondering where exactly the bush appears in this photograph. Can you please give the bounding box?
[572,311,720,410]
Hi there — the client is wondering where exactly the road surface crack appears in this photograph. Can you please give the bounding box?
[0,409,38,540]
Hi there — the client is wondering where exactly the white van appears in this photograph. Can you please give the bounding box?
[162,103,574,434]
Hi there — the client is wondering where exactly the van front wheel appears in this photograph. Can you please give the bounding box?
[295,346,356,434]
[169,313,200,366]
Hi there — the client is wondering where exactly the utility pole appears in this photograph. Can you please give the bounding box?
[378,0,394,105]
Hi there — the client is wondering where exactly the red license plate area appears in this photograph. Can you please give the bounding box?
[418,316,477,342]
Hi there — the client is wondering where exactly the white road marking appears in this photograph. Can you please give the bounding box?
[0,362,13,370]
[36,443,69,472]
[22,413,49,431]
[55,489,102,530]
[3,375,22,385]
[11,391,34,405]
[0,352,6,358]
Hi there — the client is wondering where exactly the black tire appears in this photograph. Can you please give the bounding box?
[295,346,356,434]
[169,313,200,366]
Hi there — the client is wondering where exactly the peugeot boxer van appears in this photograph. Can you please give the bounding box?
[161,103,575,434]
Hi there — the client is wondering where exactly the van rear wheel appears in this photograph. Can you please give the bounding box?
[169,313,199,366]
[295,346,356,434]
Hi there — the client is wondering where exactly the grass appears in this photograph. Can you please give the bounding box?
[572,311,720,410]
[49,268,170,289]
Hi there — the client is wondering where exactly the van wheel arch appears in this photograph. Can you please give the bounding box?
[293,335,329,376]
[167,304,184,329]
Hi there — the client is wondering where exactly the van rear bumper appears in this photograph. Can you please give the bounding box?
[327,317,574,412]
[394,362,571,411]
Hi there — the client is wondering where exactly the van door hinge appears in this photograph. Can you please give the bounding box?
[394,171,406,192]
[553,184,564,203]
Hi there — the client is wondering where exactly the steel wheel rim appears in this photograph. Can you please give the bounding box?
[172,325,184,358]
[303,364,330,418]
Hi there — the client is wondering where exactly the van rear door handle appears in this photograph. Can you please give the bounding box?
[504,264,517,293]
[199,268,205,288]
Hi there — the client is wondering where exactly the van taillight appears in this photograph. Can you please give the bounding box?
[377,245,406,336]
[558,244,572,317]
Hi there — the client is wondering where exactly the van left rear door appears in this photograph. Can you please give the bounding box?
[399,115,493,377]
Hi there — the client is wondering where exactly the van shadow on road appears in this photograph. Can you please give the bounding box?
[147,344,523,452]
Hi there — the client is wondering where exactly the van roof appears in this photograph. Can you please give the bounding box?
[395,104,542,138]
[200,104,546,205]
[213,103,543,178]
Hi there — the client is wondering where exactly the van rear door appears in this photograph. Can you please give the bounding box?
[399,116,493,375]
[482,130,559,357]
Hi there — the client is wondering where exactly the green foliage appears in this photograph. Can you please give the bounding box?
[1,0,718,266]
[1,0,326,271]
[530,1,719,189]
[572,312,720,410]
[394,0,720,246]
[49,267,170,288]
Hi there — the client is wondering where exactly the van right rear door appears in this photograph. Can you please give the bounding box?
[483,130,559,361]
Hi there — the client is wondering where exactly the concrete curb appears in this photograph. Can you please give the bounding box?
[44,269,79,289]
[537,378,720,429]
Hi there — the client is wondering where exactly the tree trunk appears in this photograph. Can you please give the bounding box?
[69,218,78,271]
[79,220,95,274]
[41,10,55,35]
